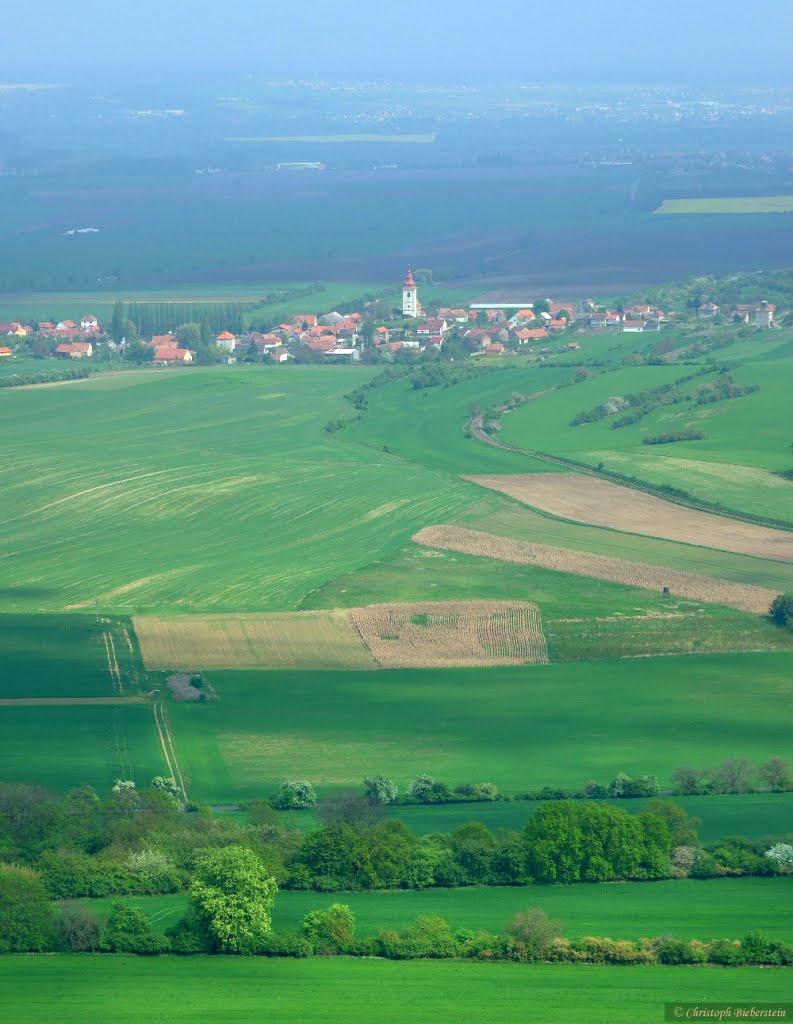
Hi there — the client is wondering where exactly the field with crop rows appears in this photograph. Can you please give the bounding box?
[348,600,548,667]
[0,367,477,615]
[134,611,376,670]
[5,957,792,1024]
[414,526,777,612]
[466,473,793,562]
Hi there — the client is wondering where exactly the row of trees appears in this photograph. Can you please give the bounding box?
[4,855,793,967]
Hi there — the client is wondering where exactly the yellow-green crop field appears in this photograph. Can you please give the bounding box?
[655,196,793,214]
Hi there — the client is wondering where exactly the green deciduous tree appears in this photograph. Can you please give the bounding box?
[0,863,54,951]
[190,845,277,954]
[104,900,169,954]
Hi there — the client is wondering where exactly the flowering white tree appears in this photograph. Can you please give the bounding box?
[765,843,793,871]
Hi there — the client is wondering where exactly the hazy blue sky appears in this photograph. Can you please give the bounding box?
[7,0,793,81]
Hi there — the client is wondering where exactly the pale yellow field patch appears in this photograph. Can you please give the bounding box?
[135,601,551,671]
[135,611,375,671]
[350,600,549,668]
[465,473,793,563]
[655,196,793,215]
[413,525,776,614]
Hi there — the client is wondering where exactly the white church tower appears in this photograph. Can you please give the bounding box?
[402,268,420,317]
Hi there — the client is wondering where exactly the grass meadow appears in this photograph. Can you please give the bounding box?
[4,957,792,1024]
[76,876,793,941]
[168,652,793,802]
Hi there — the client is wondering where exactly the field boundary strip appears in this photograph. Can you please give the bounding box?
[464,473,793,564]
[469,415,793,532]
[413,525,776,614]
[0,696,148,706]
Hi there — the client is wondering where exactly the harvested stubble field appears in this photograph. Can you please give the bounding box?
[134,611,375,671]
[465,473,793,563]
[413,526,776,613]
[349,600,549,668]
[135,601,549,671]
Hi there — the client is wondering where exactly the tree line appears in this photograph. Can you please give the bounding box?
[2,780,791,909]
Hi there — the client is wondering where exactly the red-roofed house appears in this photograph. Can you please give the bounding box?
[0,322,21,334]
[151,334,177,346]
[153,347,193,364]
[80,315,99,330]
[55,342,93,358]
[291,314,317,329]
[38,322,55,331]
[56,320,76,330]
[307,336,338,353]
[485,342,506,356]
[521,328,549,341]
[622,320,646,332]
[0,346,12,358]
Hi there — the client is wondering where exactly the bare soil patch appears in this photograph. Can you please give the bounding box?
[413,525,776,614]
[466,473,793,563]
[348,600,549,668]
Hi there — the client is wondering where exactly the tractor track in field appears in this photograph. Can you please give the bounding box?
[469,415,793,533]
[152,698,188,802]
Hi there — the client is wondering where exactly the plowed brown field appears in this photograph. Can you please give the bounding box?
[465,473,793,563]
[413,525,776,614]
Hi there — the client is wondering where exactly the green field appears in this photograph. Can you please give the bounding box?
[656,196,793,214]
[0,704,164,791]
[495,355,793,522]
[386,792,793,844]
[0,367,476,614]
[0,614,142,698]
[305,545,793,661]
[167,652,793,802]
[77,876,793,940]
[4,957,791,1024]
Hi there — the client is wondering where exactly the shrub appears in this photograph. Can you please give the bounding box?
[708,939,747,966]
[55,902,102,952]
[506,907,565,960]
[363,776,398,805]
[407,774,436,803]
[769,593,793,630]
[104,900,170,954]
[273,780,317,810]
[765,843,793,870]
[255,931,313,958]
[656,937,706,965]
[302,903,356,953]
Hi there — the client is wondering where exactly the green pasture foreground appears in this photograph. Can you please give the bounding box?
[4,957,791,1024]
[78,876,793,942]
[170,652,793,801]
